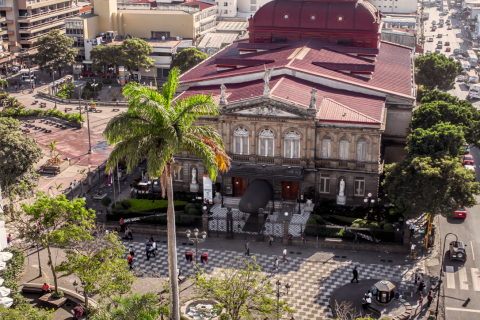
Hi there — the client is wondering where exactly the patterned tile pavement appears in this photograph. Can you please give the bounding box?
[123,239,418,320]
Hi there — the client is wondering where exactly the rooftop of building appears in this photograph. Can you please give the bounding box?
[179,38,414,98]
[216,21,249,32]
[109,38,187,48]
[116,9,190,14]
[198,33,239,49]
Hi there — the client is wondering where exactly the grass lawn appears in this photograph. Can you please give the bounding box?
[128,199,187,211]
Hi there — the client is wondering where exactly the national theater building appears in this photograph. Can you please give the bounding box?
[174,0,416,206]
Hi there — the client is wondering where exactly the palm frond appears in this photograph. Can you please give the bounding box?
[181,134,220,181]
[173,94,217,128]
[161,68,180,109]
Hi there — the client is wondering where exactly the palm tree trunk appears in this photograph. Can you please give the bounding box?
[46,240,59,294]
[165,161,180,320]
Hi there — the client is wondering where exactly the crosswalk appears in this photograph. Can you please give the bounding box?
[445,266,480,291]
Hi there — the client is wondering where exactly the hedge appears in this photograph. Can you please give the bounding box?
[137,212,198,226]
[0,248,28,307]
[0,107,84,123]
[128,199,187,212]
[305,225,355,239]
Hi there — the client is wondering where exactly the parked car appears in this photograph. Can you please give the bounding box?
[438,40,443,44]
[445,41,450,46]
[464,164,476,180]
[449,241,467,260]
[432,27,437,31]
[437,33,442,38]
[448,25,452,30]
[80,70,94,77]
[437,44,443,49]
[463,154,474,165]
[464,144,470,154]
[436,49,441,53]
[105,72,116,78]
[427,50,432,54]
[428,37,434,42]
[454,207,467,219]
[446,47,451,52]
[432,20,437,25]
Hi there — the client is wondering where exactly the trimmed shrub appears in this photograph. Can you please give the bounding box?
[101,196,112,207]
[187,208,199,216]
[121,199,132,209]
[194,203,202,210]
[383,223,395,231]
[113,202,124,210]
[328,215,356,226]
[314,215,324,225]
[102,78,113,84]
[185,203,196,211]
[0,107,84,123]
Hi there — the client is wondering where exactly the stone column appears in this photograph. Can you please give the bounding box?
[87,171,93,187]
[283,220,289,245]
[202,213,209,237]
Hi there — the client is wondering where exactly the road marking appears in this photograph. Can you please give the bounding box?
[446,266,456,289]
[471,268,480,291]
[446,307,480,313]
[459,266,469,290]
[471,241,475,260]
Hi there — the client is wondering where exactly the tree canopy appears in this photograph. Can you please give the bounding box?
[0,304,53,320]
[121,38,155,72]
[0,118,42,217]
[170,48,209,74]
[33,29,78,75]
[91,293,161,320]
[90,45,123,74]
[415,52,461,90]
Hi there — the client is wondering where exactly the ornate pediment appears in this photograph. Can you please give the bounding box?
[223,98,315,119]
[235,106,302,117]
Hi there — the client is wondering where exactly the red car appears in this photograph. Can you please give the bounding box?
[463,154,474,165]
[445,41,450,46]
[454,207,467,218]
[99,72,116,78]
[432,27,436,31]
[446,47,451,52]
[80,70,94,77]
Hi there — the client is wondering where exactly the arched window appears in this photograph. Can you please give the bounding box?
[233,127,249,155]
[284,131,300,158]
[321,136,332,158]
[258,129,274,157]
[356,138,367,162]
[339,137,350,160]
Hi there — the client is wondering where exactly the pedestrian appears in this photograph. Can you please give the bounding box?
[69,182,73,189]
[283,247,288,262]
[177,269,181,281]
[301,236,307,249]
[288,233,293,246]
[420,273,425,283]
[417,295,423,311]
[245,241,250,256]
[6,234,12,247]
[73,179,77,186]
[119,217,124,232]
[367,290,372,299]
[411,244,416,257]
[145,238,151,247]
[351,266,359,283]
[409,223,415,238]
[129,245,135,257]
[145,244,150,260]
[269,235,273,247]
[149,234,155,243]
[414,273,418,285]
[72,304,84,320]
[127,254,133,270]
[40,283,52,296]
[418,280,426,293]
[273,257,279,271]
[14,84,17,92]
[427,292,433,307]
[127,227,133,240]
[150,241,157,257]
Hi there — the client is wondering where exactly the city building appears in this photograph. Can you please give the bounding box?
[64,0,216,77]
[214,0,271,18]
[197,32,238,55]
[366,0,418,14]
[173,0,416,206]
[0,0,89,53]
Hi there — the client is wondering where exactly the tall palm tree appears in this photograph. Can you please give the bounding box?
[103,68,230,320]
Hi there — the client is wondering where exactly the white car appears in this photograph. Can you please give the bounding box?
[426,50,432,54]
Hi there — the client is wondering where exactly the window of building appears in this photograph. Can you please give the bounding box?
[354,177,365,196]
[356,138,367,162]
[215,2,219,4]
[259,129,274,157]
[233,127,249,155]
[224,2,228,6]
[216,9,219,13]
[321,136,332,158]
[250,5,256,10]
[320,174,330,193]
[339,137,349,160]
[65,20,84,35]
[251,0,256,3]
[224,9,228,13]
[284,131,300,158]
[174,168,183,181]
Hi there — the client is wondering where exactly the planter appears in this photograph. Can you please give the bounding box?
[181,299,224,320]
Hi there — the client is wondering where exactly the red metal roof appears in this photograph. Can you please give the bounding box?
[312,62,375,72]
[179,38,413,97]
[176,75,385,124]
[324,46,380,55]
[182,0,215,10]
[237,43,291,51]
[214,58,275,67]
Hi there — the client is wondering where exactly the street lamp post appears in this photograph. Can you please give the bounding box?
[435,232,458,319]
[274,280,291,320]
[85,102,92,154]
[186,228,207,265]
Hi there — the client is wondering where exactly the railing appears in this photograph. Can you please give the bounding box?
[318,160,330,168]
[257,156,274,164]
[20,5,76,20]
[20,26,64,41]
[19,14,74,31]
[156,4,200,12]
[232,154,249,162]
[283,158,301,166]
[355,162,366,169]
[338,161,348,168]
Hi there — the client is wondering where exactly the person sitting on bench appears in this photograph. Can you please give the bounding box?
[40,283,52,296]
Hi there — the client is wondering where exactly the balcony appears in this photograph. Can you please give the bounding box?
[18,5,79,23]
[0,29,7,36]
[231,155,249,162]
[316,158,384,173]
[283,158,301,166]
[20,26,64,44]
[257,156,275,165]
[20,16,71,33]
[0,6,12,11]
[0,16,6,23]
[27,0,74,10]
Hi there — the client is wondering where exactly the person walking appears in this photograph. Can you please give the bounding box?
[288,233,293,246]
[351,266,359,283]
[418,280,426,294]
[149,234,155,243]
[245,241,250,256]
[127,254,133,270]
[273,258,279,272]
[416,295,423,313]
[301,236,307,249]
[6,234,12,247]
[145,244,150,260]
[268,235,273,247]
[129,245,135,257]
[282,247,288,262]
[119,217,125,232]
[427,292,433,307]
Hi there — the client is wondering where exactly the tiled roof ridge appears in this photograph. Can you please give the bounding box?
[321,97,379,122]
[178,44,229,80]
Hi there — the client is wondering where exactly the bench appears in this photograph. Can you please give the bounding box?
[22,283,98,309]
[94,110,102,113]
[112,108,120,112]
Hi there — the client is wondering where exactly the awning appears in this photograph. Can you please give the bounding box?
[224,164,304,182]
[83,60,93,64]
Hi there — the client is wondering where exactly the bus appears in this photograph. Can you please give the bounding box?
[442,0,449,13]
[467,50,478,67]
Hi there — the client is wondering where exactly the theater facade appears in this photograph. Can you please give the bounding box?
[173,0,416,206]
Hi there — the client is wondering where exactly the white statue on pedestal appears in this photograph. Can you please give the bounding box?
[191,168,198,184]
[339,179,345,197]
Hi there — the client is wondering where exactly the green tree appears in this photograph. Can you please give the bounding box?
[91,293,161,320]
[34,29,78,76]
[0,79,8,92]
[171,48,209,74]
[91,45,124,74]
[57,225,134,308]
[382,157,479,218]
[415,52,461,90]
[0,304,53,320]
[194,257,295,320]
[120,38,155,72]
[406,122,466,159]
[18,194,96,296]
[0,118,42,219]
[102,67,230,320]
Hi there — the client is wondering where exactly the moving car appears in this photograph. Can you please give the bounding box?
[454,207,467,219]
[449,241,467,261]
[99,72,116,78]
[428,37,434,42]
[437,33,443,38]
[464,144,470,154]
[463,154,474,165]
[448,25,452,30]
[454,48,465,55]
[80,70,94,77]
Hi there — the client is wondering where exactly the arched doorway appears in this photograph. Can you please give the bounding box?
[282,181,298,200]
[232,177,247,196]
